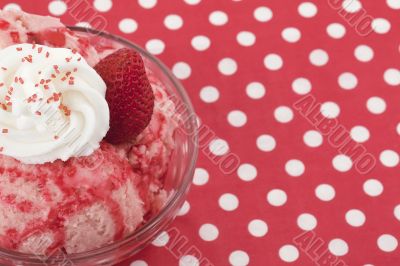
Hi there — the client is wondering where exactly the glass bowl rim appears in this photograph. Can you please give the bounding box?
[0,26,199,263]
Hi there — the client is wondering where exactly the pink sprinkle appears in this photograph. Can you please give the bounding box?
[38,47,43,53]
[16,47,22,51]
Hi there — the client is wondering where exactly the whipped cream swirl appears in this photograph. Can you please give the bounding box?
[0,43,109,164]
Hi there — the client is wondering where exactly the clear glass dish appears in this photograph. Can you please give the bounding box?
[0,27,198,266]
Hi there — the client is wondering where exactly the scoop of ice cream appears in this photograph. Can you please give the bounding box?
[0,43,109,164]
[0,143,144,254]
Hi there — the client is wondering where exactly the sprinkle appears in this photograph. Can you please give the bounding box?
[32,43,36,49]
[35,83,39,87]
[0,104,6,110]
[35,111,41,116]
[44,85,49,90]
[0,147,3,152]
[53,65,60,74]
[0,83,4,87]
[14,76,18,83]
[2,129,8,133]
[46,52,50,58]
[65,57,72,62]
[6,102,11,106]
[46,97,53,103]
[16,47,22,51]
[61,77,67,81]
[45,79,51,84]
[24,55,33,63]
[72,49,77,54]
[65,71,71,77]
[51,74,56,79]
[68,80,74,85]
[38,71,42,75]
[54,135,59,140]
[73,68,77,72]
[38,47,43,53]
[18,77,24,84]
[1,67,7,71]
[77,57,82,61]
[5,96,10,101]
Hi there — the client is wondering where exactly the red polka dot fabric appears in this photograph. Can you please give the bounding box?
[2,0,400,265]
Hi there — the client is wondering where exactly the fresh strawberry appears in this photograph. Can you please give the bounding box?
[94,48,154,144]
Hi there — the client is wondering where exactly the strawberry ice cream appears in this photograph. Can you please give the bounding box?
[0,10,178,254]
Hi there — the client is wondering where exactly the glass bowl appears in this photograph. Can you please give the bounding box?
[0,27,198,265]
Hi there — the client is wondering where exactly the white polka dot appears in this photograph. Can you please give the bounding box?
[130,260,148,266]
[246,82,266,99]
[345,209,366,227]
[274,106,294,123]
[350,126,370,143]
[303,130,323,147]
[292,78,312,95]
[164,14,183,30]
[200,86,219,103]
[298,2,318,18]
[387,0,400,9]
[267,189,287,207]
[332,155,352,172]
[297,213,318,230]
[172,62,191,80]
[281,27,301,43]
[219,193,239,211]
[119,18,138,33]
[338,72,358,90]
[229,250,249,266]
[372,18,391,34]
[363,179,384,197]
[48,1,67,16]
[256,135,276,152]
[279,245,299,262]
[193,168,209,186]
[184,0,201,5]
[309,49,329,66]
[321,101,340,118]
[94,0,112,12]
[394,204,400,221]
[354,45,374,62]
[377,234,398,252]
[145,39,165,55]
[326,23,346,39]
[3,3,21,11]
[237,31,256,46]
[253,6,273,22]
[75,22,91,28]
[191,35,211,51]
[227,110,247,127]
[264,54,283,70]
[152,231,169,247]
[384,68,400,86]
[199,224,219,241]
[342,0,362,13]
[179,255,199,266]
[237,164,257,181]
[380,150,399,167]
[177,201,190,216]
[315,184,335,201]
[209,138,229,156]
[209,11,228,26]
[367,97,386,114]
[138,0,157,9]
[329,239,349,256]
[285,159,305,177]
[248,219,268,237]
[218,58,238,75]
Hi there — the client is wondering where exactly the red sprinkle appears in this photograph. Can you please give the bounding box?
[46,51,50,58]
[38,47,43,53]
[35,111,42,116]
[1,67,7,71]
[2,129,8,133]
[18,77,24,84]
[16,47,22,51]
